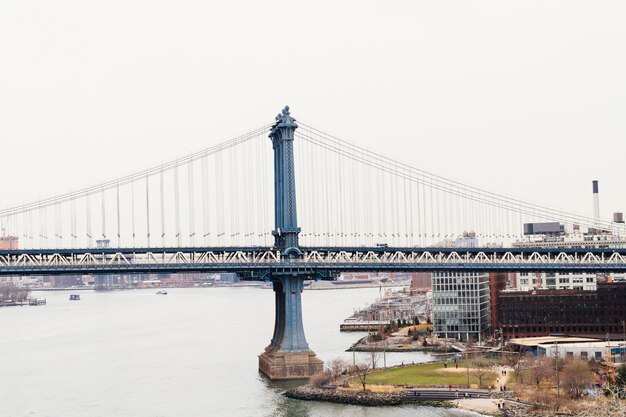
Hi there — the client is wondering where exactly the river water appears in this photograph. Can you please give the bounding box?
[0,287,484,417]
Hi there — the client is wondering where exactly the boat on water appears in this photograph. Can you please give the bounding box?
[156,290,168,295]
[29,298,47,306]
[69,294,80,301]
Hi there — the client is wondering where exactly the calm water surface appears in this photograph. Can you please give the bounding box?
[0,287,484,417]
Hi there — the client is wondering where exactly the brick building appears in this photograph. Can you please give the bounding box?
[489,272,507,332]
[0,235,18,250]
[499,282,626,339]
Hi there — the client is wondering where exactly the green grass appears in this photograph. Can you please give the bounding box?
[364,362,498,388]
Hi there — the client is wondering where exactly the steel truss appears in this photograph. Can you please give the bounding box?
[2,247,626,276]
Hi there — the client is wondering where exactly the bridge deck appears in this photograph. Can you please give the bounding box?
[1,246,626,276]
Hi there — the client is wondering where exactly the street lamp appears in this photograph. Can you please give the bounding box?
[553,341,560,411]
[465,351,470,388]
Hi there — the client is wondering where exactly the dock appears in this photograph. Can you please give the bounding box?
[340,320,387,332]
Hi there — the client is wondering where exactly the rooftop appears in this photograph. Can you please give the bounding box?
[509,336,600,347]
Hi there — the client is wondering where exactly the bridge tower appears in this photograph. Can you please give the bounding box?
[258,106,324,379]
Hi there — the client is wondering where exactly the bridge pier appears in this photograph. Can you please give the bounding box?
[259,274,323,380]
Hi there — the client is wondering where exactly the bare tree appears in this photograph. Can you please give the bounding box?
[562,358,593,399]
[0,283,30,302]
[369,350,380,370]
[309,371,332,388]
[471,357,496,389]
[325,357,349,381]
[354,362,371,391]
[527,356,553,386]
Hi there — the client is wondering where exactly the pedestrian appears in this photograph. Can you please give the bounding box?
[455,363,458,369]
[448,384,452,391]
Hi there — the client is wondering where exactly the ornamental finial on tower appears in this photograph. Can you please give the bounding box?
[271,105,298,132]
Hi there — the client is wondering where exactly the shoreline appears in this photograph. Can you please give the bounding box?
[284,385,508,415]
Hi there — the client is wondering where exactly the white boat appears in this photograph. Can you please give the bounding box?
[156,290,168,295]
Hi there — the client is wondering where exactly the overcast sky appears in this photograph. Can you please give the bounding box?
[1,1,624,222]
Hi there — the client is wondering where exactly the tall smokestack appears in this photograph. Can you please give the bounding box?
[592,180,600,225]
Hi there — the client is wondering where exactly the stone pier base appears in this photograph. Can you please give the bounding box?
[259,350,324,380]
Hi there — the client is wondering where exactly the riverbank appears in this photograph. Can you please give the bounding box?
[348,344,454,353]
[284,385,511,415]
[347,331,458,354]
[284,384,542,417]
[285,386,404,406]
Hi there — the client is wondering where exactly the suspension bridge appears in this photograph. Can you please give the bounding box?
[2,106,625,379]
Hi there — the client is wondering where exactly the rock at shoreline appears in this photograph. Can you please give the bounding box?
[285,386,404,406]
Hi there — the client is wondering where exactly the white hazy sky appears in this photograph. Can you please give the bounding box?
[1,1,624,221]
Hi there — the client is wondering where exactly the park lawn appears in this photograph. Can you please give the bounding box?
[364,362,497,388]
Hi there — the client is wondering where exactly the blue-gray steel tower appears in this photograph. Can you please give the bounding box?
[270,106,301,255]
[258,106,323,379]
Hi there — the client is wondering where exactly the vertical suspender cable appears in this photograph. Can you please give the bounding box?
[29,208,33,248]
[324,145,331,245]
[230,146,237,245]
[71,195,77,248]
[435,177,440,239]
[131,176,136,247]
[160,166,165,247]
[42,204,47,248]
[188,157,195,246]
[202,151,209,244]
[101,186,106,239]
[406,168,411,245]
[421,173,426,245]
[378,153,384,240]
[216,148,222,242]
[338,150,344,245]
[116,182,121,247]
[429,184,434,244]
[395,161,400,244]
[86,196,91,247]
[146,174,151,247]
[174,163,180,247]
[55,198,60,247]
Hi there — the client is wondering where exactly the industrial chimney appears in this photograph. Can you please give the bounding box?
[592,180,600,225]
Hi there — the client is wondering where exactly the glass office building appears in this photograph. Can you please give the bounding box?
[432,271,491,342]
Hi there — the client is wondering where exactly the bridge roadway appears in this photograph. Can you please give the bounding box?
[2,246,626,276]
